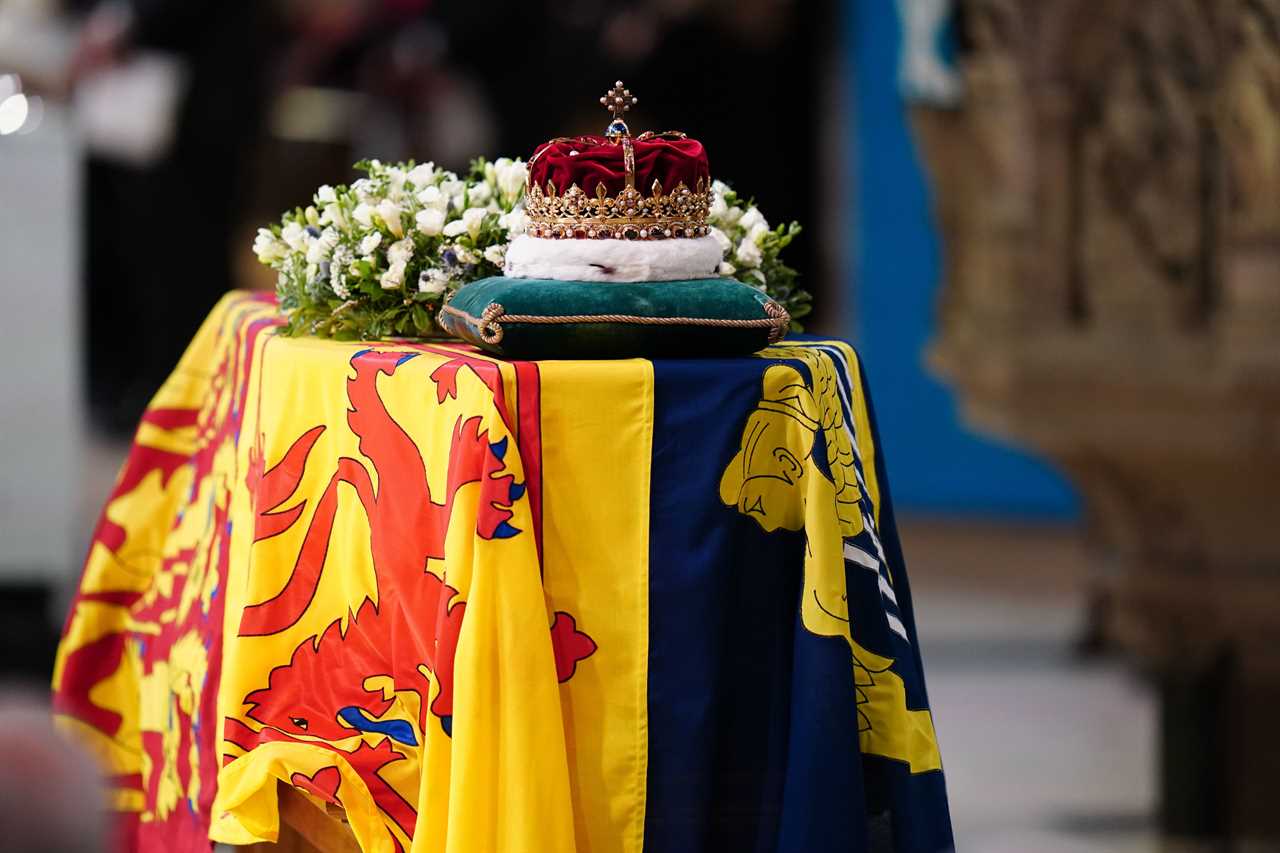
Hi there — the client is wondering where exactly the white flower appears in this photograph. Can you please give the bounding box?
[380,260,406,290]
[319,203,347,230]
[709,226,733,256]
[722,205,743,227]
[281,221,306,251]
[253,228,287,263]
[387,237,414,266]
[498,207,530,236]
[468,182,492,206]
[718,260,737,276]
[387,166,407,193]
[449,244,479,266]
[483,244,507,266]
[331,246,351,298]
[359,232,382,256]
[352,179,377,204]
[442,219,468,238]
[738,206,768,234]
[352,203,375,228]
[709,192,728,221]
[735,236,763,268]
[493,158,528,200]
[440,178,465,210]
[416,208,446,236]
[305,227,340,264]
[317,184,337,204]
[711,179,731,197]
[461,207,489,239]
[418,268,450,294]
[407,162,437,187]
[377,199,404,237]
[416,185,448,211]
[747,221,771,246]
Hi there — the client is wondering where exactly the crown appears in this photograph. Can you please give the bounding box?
[523,81,714,240]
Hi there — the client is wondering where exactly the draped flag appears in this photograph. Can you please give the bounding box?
[54,291,952,853]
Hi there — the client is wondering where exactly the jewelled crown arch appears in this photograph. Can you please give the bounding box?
[523,81,716,241]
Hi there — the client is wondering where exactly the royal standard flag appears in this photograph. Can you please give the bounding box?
[54,292,952,853]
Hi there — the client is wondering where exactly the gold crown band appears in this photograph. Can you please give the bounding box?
[524,177,712,241]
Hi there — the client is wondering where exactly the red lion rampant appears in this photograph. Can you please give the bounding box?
[227,349,594,841]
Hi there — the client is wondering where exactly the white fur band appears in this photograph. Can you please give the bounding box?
[503,234,724,283]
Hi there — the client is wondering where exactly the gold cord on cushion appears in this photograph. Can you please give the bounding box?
[439,300,791,348]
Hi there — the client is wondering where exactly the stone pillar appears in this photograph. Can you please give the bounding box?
[911,0,1280,842]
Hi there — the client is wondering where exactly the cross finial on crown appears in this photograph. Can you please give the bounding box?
[600,80,638,138]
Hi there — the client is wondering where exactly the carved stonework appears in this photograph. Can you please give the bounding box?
[912,0,1280,840]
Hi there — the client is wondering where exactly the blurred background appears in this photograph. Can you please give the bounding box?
[2,0,1278,850]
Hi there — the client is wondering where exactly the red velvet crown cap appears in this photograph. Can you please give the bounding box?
[529,135,710,197]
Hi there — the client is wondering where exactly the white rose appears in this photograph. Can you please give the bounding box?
[709,226,733,256]
[708,192,728,221]
[281,221,306,251]
[717,260,737,276]
[737,206,767,233]
[407,162,437,187]
[352,203,375,228]
[416,208,446,236]
[387,237,414,267]
[317,184,337,204]
[418,268,449,294]
[377,199,404,237]
[468,182,493,206]
[483,244,507,266]
[498,208,529,236]
[380,260,406,290]
[461,207,488,239]
[359,232,382,256]
[735,236,763,268]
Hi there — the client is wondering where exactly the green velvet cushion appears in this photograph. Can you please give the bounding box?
[437,277,789,359]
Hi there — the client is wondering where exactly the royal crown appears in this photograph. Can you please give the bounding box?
[523,81,714,240]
